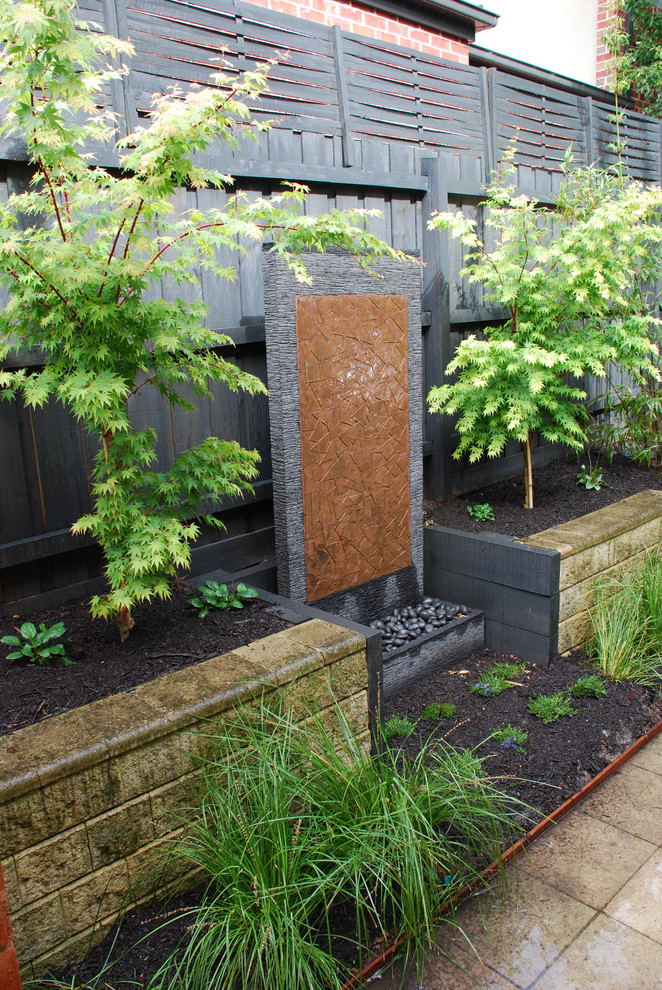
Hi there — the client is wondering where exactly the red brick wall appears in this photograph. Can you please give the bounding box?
[246,0,469,62]
[0,865,21,990]
[596,0,621,90]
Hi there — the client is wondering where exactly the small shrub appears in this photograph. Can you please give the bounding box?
[569,674,607,699]
[493,724,528,752]
[188,580,259,618]
[467,503,495,521]
[1,621,71,666]
[528,692,577,724]
[382,714,415,739]
[470,662,526,697]
[421,702,457,719]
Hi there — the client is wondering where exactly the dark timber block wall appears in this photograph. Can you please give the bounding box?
[424,526,561,664]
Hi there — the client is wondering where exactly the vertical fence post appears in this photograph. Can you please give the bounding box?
[583,96,595,166]
[421,151,453,501]
[0,864,21,990]
[479,66,495,179]
[102,0,137,135]
[332,27,356,167]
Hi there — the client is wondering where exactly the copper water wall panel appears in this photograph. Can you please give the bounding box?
[296,294,411,600]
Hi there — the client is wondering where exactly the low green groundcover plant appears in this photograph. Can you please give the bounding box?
[528,692,578,724]
[382,713,416,739]
[470,662,526,697]
[576,463,606,492]
[1,621,71,666]
[114,705,516,990]
[188,581,259,617]
[587,549,662,685]
[569,675,607,699]
[421,702,457,719]
[493,724,528,752]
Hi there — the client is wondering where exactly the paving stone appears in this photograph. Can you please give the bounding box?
[604,849,662,945]
[517,812,655,910]
[579,764,662,844]
[532,915,662,990]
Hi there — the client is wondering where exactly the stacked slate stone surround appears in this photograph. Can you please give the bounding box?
[263,251,423,625]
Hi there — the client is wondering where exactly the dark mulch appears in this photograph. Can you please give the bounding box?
[425,455,662,538]
[0,586,292,737]
[39,647,662,989]
[384,648,662,820]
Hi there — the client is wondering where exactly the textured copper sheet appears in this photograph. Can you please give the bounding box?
[297,294,410,600]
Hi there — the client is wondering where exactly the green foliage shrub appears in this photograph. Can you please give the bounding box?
[382,713,416,738]
[427,154,662,508]
[607,0,662,117]
[188,580,258,617]
[569,675,608,699]
[467,503,495,521]
[493,724,528,752]
[470,661,526,697]
[528,692,578,724]
[0,0,406,638]
[421,702,457,719]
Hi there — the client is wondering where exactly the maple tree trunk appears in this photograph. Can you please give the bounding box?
[522,435,534,509]
[117,605,135,643]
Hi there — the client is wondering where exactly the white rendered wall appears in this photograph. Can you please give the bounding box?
[477,0,600,85]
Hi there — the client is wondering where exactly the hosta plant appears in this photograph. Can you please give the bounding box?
[188,580,259,617]
[1,621,71,666]
[0,0,406,640]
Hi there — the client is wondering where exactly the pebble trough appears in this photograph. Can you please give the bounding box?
[374,597,485,701]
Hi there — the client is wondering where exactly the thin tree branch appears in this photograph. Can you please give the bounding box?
[116,199,145,302]
[122,199,144,260]
[98,219,126,297]
[37,157,68,242]
[127,373,157,399]
[118,220,233,306]
[13,251,80,322]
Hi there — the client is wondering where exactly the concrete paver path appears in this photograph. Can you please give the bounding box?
[370,731,662,990]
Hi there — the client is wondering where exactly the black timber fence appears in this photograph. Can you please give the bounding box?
[0,0,660,611]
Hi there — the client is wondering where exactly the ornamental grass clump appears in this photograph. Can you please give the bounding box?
[587,550,662,685]
[0,0,407,640]
[147,704,517,990]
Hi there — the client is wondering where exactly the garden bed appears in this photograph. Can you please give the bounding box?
[425,467,662,664]
[384,647,662,819]
[34,646,662,989]
[0,585,293,736]
[0,592,378,975]
[424,455,662,538]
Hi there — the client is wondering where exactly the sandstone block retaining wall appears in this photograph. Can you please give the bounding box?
[521,489,662,653]
[425,490,662,662]
[0,619,370,976]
